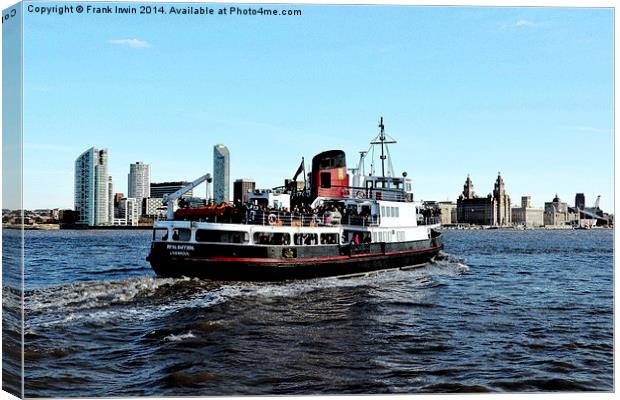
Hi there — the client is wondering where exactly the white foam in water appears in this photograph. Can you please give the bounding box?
[163,330,196,342]
[25,255,471,330]
[26,276,176,314]
[25,276,236,329]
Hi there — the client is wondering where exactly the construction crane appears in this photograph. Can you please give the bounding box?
[163,173,210,220]
[594,195,601,210]
[580,195,604,221]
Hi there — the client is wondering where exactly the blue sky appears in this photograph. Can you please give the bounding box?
[15,2,614,211]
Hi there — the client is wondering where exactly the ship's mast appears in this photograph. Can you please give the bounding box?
[371,116,397,177]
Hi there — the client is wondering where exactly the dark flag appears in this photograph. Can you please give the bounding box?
[292,157,305,181]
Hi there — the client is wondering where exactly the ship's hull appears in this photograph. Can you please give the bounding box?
[147,231,442,281]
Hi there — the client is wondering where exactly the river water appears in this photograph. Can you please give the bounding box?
[2,228,613,396]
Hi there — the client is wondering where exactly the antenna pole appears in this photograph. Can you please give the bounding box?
[379,116,386,177]
[370,117,396,177]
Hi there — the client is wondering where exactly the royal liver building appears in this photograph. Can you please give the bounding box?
[457,173,511,226]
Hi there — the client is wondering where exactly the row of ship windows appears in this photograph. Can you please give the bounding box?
[381,206,400,218]
[372,231,406,242]
[156,228,408,244]
[154,228,339,245]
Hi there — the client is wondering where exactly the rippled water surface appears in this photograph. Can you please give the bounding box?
[4,229,614,396]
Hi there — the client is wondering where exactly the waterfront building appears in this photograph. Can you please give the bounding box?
[544,194,576,226]
[437,201,457,225]
[511,196,544,227]
[144,197,166,218]
[213,144,230,204]
[147,181,197,218]
[74,147,111,226]
[575,193,585,210]
[128,162,150,214]
[183,197,207,208]
[233,179,256,204]
[114,197,140,226]
[108,177,114,224]
[492,174,511,225]
[59,209,79,224]
[456,173,511,226]
[248,190,290,210]
[114,193,125,204]
[150,182,192,199]
[456,175,492,225]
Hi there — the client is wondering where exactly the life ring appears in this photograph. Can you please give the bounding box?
[268,214,277,225]
[356,190,366,199]
[341,188,351,197]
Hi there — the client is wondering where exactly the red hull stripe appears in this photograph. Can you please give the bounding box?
[187,245,440,264]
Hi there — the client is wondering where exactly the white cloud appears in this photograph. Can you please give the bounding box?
[109,38,150,48]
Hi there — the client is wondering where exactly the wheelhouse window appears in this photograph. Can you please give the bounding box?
[319,158,334,169]
[153,228,168,241]
[253,232,290,245]
[196,230,249,244]
[171,228,191,241]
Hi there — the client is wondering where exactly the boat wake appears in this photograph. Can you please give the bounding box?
[25,276,239,330]
[24,253,469,332]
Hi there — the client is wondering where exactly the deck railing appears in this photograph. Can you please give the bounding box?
[174,210,380,227]
[330,185,410,202]
[420,216,441,225]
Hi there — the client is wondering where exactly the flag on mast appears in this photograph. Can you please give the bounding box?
[293,157,305,181]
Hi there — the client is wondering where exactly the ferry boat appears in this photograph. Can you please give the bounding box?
[146,118,443,280]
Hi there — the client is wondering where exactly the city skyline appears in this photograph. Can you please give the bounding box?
[11,3,613,212]
[65,143,609,215]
